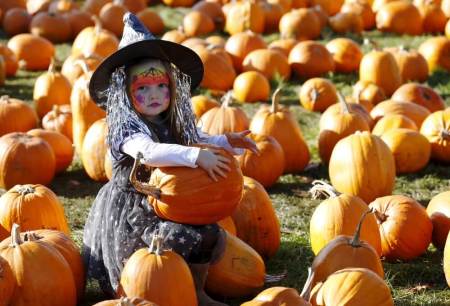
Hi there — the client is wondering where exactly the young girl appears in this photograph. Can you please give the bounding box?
[83,13,257,305]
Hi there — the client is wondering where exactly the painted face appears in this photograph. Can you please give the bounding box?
[128,59,171,118]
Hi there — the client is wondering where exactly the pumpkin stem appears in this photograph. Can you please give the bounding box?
[129,152,161,199]
[119,297,135,306]
[309,180,340,199]
[373,209,387,224]
[221,90,234,108]
[337,92,350,114]
[271,87,283,113]
[300,267,315,301]
[148,229,164,256]
[74,59,91,76]
[48,57,57,74]
[350,208,374,247]
[15,185,35,196]
[363,38,380,51]
[10,224,23,247]
[441,129,450,140]
[0,95,10,103]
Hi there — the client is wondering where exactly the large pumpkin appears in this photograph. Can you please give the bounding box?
[81,118,109,182]
[241,287,311,306]
[198,93,250,135]
[299,78,337,113]
[391,83,445,113]
[0,184,70,234]
[325,38,363,73]
[0,255,15,305]
[119,235,197,306]
[369,195,433,261]
[310,208,384,289]
[279,8,321,41]
[72,23,119,58]
[370,99,431,128]
[386,47,429,83]
[380,128,431,174]
[233,71,270,103]
[225,31,267,72]
[418,37,450,72]
[329,131,395,203]
[309,181,382,256]
[320,101,374,129]
[33,59,72,118]
[372,114,418,136]
[236,133,284,188]
[376,1,423,35]
[427,191,450,249]
[231,177,280,259]
[2,8,31,37]
[131,147,244,225]
[242,48,291,80]
[7,33,55,70]
[206,232,265,298]
[420,108,450,163]
[0,95,38,136]
[42,104,73,141]
[250,88,310,173]
[224,1,265,35]
[29,11,72,43]
[318,94,370,164]
[0,132,55,189]
[196,47,236,91]
[352,80,386,109]
[0,224,77,306]
[288,41,335,78]
[308,268,393,306]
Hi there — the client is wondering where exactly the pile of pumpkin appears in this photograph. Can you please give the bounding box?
[0,0,450,305]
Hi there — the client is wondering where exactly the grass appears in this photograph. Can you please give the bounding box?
[1,4,450,305]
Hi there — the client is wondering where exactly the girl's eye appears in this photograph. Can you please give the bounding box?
[137,86,147,91]
[158,83,168,88]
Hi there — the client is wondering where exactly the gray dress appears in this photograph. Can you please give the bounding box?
[82,121,222,295]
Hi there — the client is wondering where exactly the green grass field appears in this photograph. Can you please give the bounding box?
[1,4,450,305]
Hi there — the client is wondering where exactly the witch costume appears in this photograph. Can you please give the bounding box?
[82,13,232,295]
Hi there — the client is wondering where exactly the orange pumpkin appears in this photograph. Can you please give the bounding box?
[33,59,72,118]
[309,181,382,256]
[0,95,38,136]
[242,48,291,80]
[190,95,220,120]
[341,0,376,30]
[261,1,284,33]
[299,78,337,112]
[233,71,270,103]
[198,93,250,135]
[369,195,433,261]
[161,29,187,44]
[224,1,265,35]
[420,108,450,163]
[61,53,103,85]
[321,101,374,128]
[27,129,73,173]
[250,88,310,173]
[391,83,445,113]
[29,11,72,43]
[318,94,370,164]
[241,287,311,306]
[236,133,284,188]
[446,19,450,38]
[42,104,73,141]
[310,0,344,15]
[427,191,450,249]
[268,38,298,57]
[48,0,79,14]
[72,23,119,58]
[385,47,429,83]
[94,297,158,306]
[119,235,197,306]
[7,33,55,71]
[380,128,431,174]
[225,31,267,72]
[372,114,418,136]
[376,1,423,35]
[217,216,237,235]
[359,49,402,97]
[370,99,431,128]
[81,118,109,182]
[418,1,447,33]
[418,36,450,72]
[0,44,19,76]
[352,80,386,109]
[0,224,77,306]
[288,41,335,78]
[196,48,236,91]
[162,0,195,7]
[231,177,280,258]
[0,255,15,304]
[2,7,31,37]
[192,0,225,29]
[329,131,395,203]
[99,1,127,37]
[136,8,165,35]
[310,208,384,289]
[0,0,26,12]
[206,232,265,298]
[329,11,364,33]
[182,11,215,37]
[279,8,321,40]
[308,268,393,306]
[65,9,96,39]
[0,133,55,189]
[82,0,111,16]
[445,232,450,287]
[325,38,363,73]
[26,0,52,15]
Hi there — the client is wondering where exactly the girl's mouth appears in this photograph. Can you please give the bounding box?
[148,102,161,107]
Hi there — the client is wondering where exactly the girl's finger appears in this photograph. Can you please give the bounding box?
[216,155,230,163]
[239,130,251,136]
[213,166,227,179]
[208,169,218,182]
[217,161,231,172]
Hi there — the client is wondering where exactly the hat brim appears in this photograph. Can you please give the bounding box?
[89,39,204,108]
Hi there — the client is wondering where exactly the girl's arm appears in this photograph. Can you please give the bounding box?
[197,129,245,155]
[198,129,259,155]
[121,133,201,168]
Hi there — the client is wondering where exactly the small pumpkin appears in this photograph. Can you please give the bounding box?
[420,108,450,163]
[190,95,220,120]
[7,33,55,71]
[385,46,429,83]
[48,0,79,14]
[241,287,311,306]
[182,11,215,37]
[0,44,19,76]
[369,195,433,261]
[341,0,375,30]
[418,1,447,33]
[233,71,270,103]
[279,8,321,40]
[372,114,418,136]
[61,52,103,85]
[288,41,335,78]
[192,0,225,29]
[137,8,165,35]
[0,95,38,136]
[329,11,364,33]
[321,101,374,128]
[370,99,431,128]
[268,38,298,57]
[299,78,337,113]
[391,83,445,113]
[418,36,450,72]
[0,133,55,189]
[224,1,265,35]
[426,191,450,249]
[72,22,119,58]
[242,48,291,80]
[224,31,267,72]
[196,47,236,91]
[29,11,72,43]
[376,1,423,35]
[444,232,450,287]
[99,1,128,37]
[161,28,186,44]
[65,9,96,39]
[42,104,73,141]
[352,80,386,109]
[81,0,111,15]
[81,118,109,182]
[2,7,31,37]
[325,38,363,73]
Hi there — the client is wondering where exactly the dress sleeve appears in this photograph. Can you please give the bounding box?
[197,129,245,155]
[121,133,201,168]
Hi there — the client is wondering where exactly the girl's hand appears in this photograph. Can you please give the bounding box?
[196,147,231,182]
[225,130,259,154]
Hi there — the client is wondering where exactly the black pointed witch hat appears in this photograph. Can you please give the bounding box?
[88,12,204,108]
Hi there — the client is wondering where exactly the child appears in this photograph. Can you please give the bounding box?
[83,13,258,305]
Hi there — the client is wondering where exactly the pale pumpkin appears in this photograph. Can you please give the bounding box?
[0,133,55,189]
[250,88,310,173]
[299,78,337,113]
[190,95,220,120]
[309,180,382,256]
[236,133,284,188]
[427,191,450,249]
[206,232,265,298]
[369,195,433,261]
[0,184,70,234]
[420,108,450,163]
[0,95,38,136]
[329,131,395,203]
[380,128,431,174]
